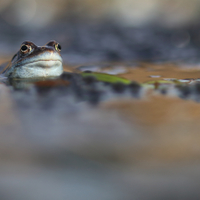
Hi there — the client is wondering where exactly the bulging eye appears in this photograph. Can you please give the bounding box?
[20,44,32,53]
[55,43,61,52]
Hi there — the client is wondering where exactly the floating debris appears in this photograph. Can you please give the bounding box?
[77,65,102,72]
[102,66,127,75]
[149,75,161,78]
[81,72,132,84]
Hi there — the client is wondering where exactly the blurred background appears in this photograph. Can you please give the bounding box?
[1,0,200,64]
[2,0,200,28]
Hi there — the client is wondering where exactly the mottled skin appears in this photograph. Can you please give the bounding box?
[1,41,63,79]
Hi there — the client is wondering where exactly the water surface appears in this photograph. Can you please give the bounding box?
[1,58,200,199]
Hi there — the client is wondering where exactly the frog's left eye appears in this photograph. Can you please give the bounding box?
[55,43,61,52]
[20,44,32,54]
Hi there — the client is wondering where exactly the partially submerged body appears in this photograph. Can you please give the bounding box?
[1,41,63,79]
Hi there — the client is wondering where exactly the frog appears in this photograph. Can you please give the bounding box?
[0,40,133,87]
[0,40,63,79]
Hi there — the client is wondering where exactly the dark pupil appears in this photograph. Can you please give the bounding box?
[21,45,28,51]
[57,44,61,50]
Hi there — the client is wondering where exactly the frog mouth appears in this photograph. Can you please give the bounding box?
[17,51,63,68]
[17,58,63,69]
[23,59,63,68]
[12,59,63,78]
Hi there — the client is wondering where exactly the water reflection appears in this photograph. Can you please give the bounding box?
[4,62,200,101]
[0,62,200,199]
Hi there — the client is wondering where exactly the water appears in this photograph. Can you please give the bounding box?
[0,59,200,199]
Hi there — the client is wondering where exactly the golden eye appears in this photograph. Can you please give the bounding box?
[55,43,61,52]
[20,44,32,53]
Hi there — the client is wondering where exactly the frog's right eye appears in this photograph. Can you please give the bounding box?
[20,44,32,54]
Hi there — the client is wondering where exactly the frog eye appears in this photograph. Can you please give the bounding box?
[55,43,61,52]
[20,44,32,53]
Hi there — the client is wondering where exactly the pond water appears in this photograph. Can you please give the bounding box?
[1,57,200,199]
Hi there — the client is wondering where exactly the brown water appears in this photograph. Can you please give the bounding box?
[121,63,200,82]
[76,62,200,162]
[1,59,200,200]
